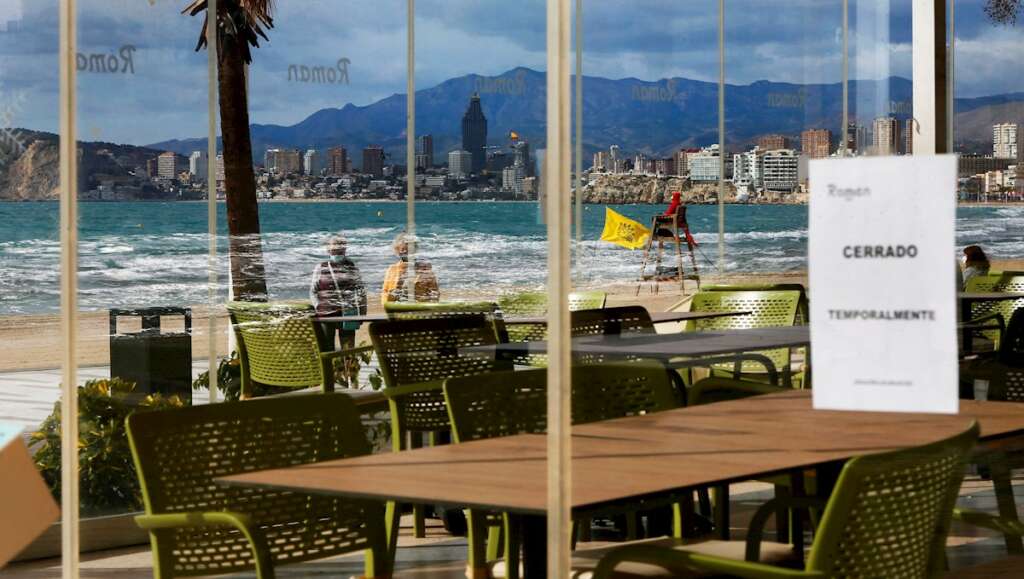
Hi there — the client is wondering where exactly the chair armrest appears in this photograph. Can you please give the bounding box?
[962,312,1006,335]
[383,380,444,400]
[592,544,822,579]
[954,509,1024,536]
[320,344,375,363]
[135,511,254,531]
[745,496,826,561]
[688,377,787,406]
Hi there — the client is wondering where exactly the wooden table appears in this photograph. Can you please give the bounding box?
[220,390,1024,577]
[485,326,810,386]
[314,310,750,326]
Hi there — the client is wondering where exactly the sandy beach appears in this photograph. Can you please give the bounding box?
[1,260,1019,373]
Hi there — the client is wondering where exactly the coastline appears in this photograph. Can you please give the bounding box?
[3,198,1024,206]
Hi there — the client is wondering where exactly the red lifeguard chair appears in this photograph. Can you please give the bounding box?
[637,192,701,295]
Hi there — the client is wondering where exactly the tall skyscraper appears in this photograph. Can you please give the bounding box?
[449,150,472,179]
[362,146,385,177]
[801,129,831,159]
[327,146,348,175]
[157,151,185,180]
[845,122,858,153]
[872,117,900,156]
[189,151,207,179]
[592,151,608,172]
[304,149,321,176]
[994,123,1019,159]
[416,135,434,170]
[513,140,533,176]
[757,134,790,151]
[461,94,488,174]
[904,119,915,155]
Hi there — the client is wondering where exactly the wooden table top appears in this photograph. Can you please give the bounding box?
[220,390,1023,515]
[314,310,750,325]
[485,326,810,360]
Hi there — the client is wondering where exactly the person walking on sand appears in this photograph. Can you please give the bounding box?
[381,233,440,304]
[310,233,367,351]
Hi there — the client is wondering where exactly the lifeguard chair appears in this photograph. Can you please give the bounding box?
[637,200,701,295]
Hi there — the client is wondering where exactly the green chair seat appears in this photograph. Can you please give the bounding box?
[591,422,979,579]
[126,393,392,578]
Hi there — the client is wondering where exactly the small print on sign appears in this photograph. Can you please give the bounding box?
[808,155,958,414]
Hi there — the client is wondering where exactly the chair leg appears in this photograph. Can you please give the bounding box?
[504,513,522,579]
[713,485,730,540]
[413,504,427,538]
[466,510,490,579]
[486,518,502,561]
[990,458,1024,554]
[577,516,592,543]
[384,501,401,570]
[774,484,791,543]
[697,488,712,518]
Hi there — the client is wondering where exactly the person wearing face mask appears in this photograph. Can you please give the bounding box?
[381,232,440,304]
[961,244,991,290]
[310,233,367,351]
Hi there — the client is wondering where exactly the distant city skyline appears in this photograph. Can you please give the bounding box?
[0,0,1017,146]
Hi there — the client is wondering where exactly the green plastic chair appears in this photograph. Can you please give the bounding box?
[701,283,809,324]
[227,301,372,399]
[498,291,609,344]
[126,393,392,579]
[369,314,514,538]
[964,273,1024,345]
[444,363,680,578]
[569,290,608,311]
[384,300,509,343]
[685,290,803,388]
[591,422,979,579]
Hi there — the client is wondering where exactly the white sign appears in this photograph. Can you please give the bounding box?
[809,155,958,414]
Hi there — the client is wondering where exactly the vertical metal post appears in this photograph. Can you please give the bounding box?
[546,0,572,575]
[58,0,79,576]
[912,0,948,155]
[207,0,219,404]
[717,0,726,274]
[947,0,955,153]
[842,0,849,157]
[573,0,583,284]
[407,0,416,251]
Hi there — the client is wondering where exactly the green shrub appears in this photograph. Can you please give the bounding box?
[30,378,185,516]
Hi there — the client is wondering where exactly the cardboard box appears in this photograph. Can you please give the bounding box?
[0,422,60,568]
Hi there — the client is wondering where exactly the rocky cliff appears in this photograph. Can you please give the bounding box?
[582,174,742,204]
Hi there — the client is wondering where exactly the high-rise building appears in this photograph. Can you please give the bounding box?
[264,148,302,174]
[609,145,620,163]
[215,154,225,184]
[762,149,800,192]
[688,144,732,182]
[633,154,649,174]
[655,158,675,176]
[513,140,533,176]
[502,165,525,196]
[362,146,385,177]
[758,134,790,151]
[845,122,858,153]
[304,149,321,176]
[592,151,608,172]
[674,149,697,176]
[994,123,1019,159]
[189,151,207,179]
[461,94,488,173]
[801,129,831,159]
[157,151,185,180]
[872,117,900,156]
[327,146,348,175]
[416,135,434,170]
[733,147,764,187]
[448,150,472,179]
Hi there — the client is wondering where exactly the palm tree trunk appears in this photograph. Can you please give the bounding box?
[218,30,268,301]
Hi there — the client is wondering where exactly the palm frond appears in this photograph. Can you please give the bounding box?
[184,0,275,63]
[986,0,1021,25]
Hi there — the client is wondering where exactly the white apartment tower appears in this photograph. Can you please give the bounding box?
[189,151,207,179]
[994,123,1019,160]
[304,149,321,176]
[448,150,472,179]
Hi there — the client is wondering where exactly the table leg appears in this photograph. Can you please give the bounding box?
[521,514,547,579]
[960,299,973,355]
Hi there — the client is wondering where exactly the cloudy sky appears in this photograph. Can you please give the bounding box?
[0,0,1019,145]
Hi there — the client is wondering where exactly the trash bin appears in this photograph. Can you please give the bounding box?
[109,307,192,403]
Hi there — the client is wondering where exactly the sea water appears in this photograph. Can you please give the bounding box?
[1,201,1022,315]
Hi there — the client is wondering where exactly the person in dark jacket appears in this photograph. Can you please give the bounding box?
[310,233,367,351]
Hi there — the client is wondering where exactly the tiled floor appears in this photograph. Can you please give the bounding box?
[3,478,1022,578]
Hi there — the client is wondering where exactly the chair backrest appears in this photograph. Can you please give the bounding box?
[686,290,801,374]
[227,301,325,389]
[966,273,1024,343]
[444,364,678,443]
[806,423,979,578]
[384,300,509,342]
[571,306,655,337]
[126,393,383,574]
[370,314,512,388]
[498,292,549,343]
[569,291,608,311]
[701,283,809,324]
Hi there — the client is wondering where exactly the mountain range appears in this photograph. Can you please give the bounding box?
[150,67,1024,163]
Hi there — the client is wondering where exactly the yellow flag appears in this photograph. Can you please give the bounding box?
[600,207,651,250]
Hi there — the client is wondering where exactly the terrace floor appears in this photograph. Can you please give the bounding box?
[3,478,1023,578]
